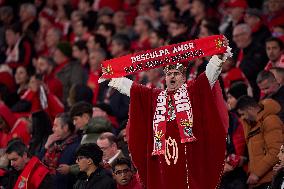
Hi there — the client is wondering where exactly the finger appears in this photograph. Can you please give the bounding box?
[98,77,107,83]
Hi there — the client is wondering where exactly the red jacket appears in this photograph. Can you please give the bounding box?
[0,103,30,148]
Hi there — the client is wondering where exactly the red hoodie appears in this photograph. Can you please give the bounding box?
[0,103,30,148]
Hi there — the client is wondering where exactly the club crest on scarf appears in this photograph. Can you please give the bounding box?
[152,83,196,158]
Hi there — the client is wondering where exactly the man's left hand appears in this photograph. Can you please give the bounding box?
[57,164,70,175]
[247,173,259,185]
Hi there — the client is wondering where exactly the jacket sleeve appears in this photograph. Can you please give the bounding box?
[253,115,284,178]
[38,174,53,189]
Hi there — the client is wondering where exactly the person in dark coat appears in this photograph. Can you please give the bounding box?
[73,143,117,189]
[271,145,284,189]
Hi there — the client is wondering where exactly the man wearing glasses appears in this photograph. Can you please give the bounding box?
[73,143,116,189]
[112,157,142,189]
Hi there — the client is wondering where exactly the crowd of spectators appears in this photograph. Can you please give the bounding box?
[0,0,283,188]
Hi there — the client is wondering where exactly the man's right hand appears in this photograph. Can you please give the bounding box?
[57,164,70,175]
[45,134,61,149]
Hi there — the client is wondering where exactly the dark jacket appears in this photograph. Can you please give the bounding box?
[269,85,284,123]
[73,167,117,189]
[272,167,284,189]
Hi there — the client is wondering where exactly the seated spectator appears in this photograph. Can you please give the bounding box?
[144,68,165,89]
[265,0,284,30]
[5,23,34,70]
[42,113,80,189]
[14,65,30,97]
[97,132,124,168]
[244,8,271,46]
[132,16,152,51]
[149,29,166,49]
[86,33,108,53]
[265,37,284,71]
[96,23,115,46]
[110,34,131,58]
[271,144,284,189]
[257,70,284,122]
[73,143,117,189]
[0,103,30,148]
[72,40,89,70]
[236,96,284,189]
[67,84,94,107]
[29,110,53,157]
[270,67,284,86]
[4,139,52,189]
[112,157,143,189]
[40,27,62,57]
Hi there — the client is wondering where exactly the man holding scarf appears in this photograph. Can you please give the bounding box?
[107,42,232,189]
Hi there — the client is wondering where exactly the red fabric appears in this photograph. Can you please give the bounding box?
[0,103,30,148]
[101,35,227,79]
[0,168,6,176]
[98,0,123,11]
[0,71,16,93]
[44,73,63,100]
[222,67,248,91]
[265,11,284,30]
[236,49,244,68]
[232,120,246,157]
[225,0,248,8]
[131,38,151,52]
[87,71,100,105]
[13,157,49,189]
[264,53,284,71]
[128,73,227,189]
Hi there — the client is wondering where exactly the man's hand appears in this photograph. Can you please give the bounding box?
[45,134,61,149]
[223,162,234,174]
[273,163,283,174]
[57,164,70,175]
[247,173,259,185]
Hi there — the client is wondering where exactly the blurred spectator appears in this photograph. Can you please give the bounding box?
[70,101,112,144]
[233,23,268,99]
[29,110,52,157]
[72,40,89,69]
[42,113,80,189]
[96,23,116,46]
[35,56,63,100]
[67,84,93,107]
[144,68,165,89]
[132,16,152,51]
[244,8,271,45]
[14,65,30,96]
[270,67,284,86]
[149,29,166,48]
[112,10,134,39]
[53,41,85,104]
[97,7,114,24]
[159,2,178,31]
[168,19,189,40]
[257,70,284,122]
[198,17,220,38]
[71,16,91,43]
[271,144,284,189]
[73,143,117,189]
[272,25,284,43]
[19,3,39,41]
[265,37,284,70]
[95,0,123,12]
[40,27,62,56]
[87,33,108,52]
[87,48,106,104]
[227,81,249,111]
[78,0,97,31]
[110,34,131,58]
[189,0,207,39]
[5,23,34,70]
[4,139,52,189]
[236,96,284,189]
[174,0,191,23]
[0,6,14,63]
[0,103,31,148]
[55,3,72,38]
[112,157,143,189]
[97,132,124,167]
[265,0,284,30]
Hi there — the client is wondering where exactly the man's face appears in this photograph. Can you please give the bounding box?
[76,156,90,172]
[278,145,284,165]
[5,29,19,47]
[244,14,260,28]
[7,152,27,171]
[53,117,66,139]
[266,41,282,62]
[258,79,279,96]
[165,69,185,91]
[110,40,123,57]
[227,94,237,110]
[113,164,133,186]
[237,108,257,124]
[73,114,89,130]
[233,27,251,49]
[97,139,116,161]
[160,5,173,23]
[149,32,162,48]
[36,58,49,75]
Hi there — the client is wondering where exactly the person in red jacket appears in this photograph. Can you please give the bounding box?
[0,103,30,149]
[112,157,143,189]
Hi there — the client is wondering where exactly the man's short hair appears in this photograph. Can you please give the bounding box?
[75,143,103,166]
[265,37,284,50]
[112,157,132,172]
[6,139,29,157]
[70,101,93,118]
[270,67,284,77]
[21,3,37,17]
[235,95,259,111]
[56,112,75,133]
[256,70,276,84]
[112,34,131,51]
[98,132,118,145]
[98,23,116,36]
[74,40,88,51]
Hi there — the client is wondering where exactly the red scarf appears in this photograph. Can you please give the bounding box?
[43,134,77,174]
[14,157,49,189]
[152,84,196,156]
